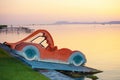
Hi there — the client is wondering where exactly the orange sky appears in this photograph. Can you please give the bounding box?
[0,0,120,24]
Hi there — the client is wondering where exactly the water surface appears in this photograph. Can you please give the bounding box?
[0,24,120,80]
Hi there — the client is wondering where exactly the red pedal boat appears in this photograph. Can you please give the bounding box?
[5,29,86,66]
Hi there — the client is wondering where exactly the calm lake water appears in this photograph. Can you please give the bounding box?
[0,24,120,80]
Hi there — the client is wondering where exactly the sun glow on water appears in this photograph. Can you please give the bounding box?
[0,24,120,80]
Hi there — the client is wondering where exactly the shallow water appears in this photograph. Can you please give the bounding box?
[0,24,120,80]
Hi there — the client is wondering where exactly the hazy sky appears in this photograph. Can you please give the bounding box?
[0,0,120,24]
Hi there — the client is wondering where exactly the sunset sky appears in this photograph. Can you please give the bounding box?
[0,0,120,24]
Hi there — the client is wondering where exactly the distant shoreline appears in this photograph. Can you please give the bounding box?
[53,21,120,25]
[1,21,120,26]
